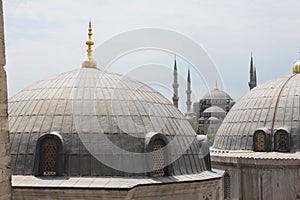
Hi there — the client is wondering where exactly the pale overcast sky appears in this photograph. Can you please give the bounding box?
[3,0,300,112]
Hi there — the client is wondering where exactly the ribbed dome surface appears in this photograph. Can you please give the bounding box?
[213,74,300,152]
[203,106,225,113]
[202,88,232,100]
[9,68,186,135]
[9,67,209,176]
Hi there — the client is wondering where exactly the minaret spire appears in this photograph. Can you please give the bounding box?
[186,67,192,113]
[172,55,179,108]
[248,52,257,90]
[82,21,97,68]
[254,66,257,86]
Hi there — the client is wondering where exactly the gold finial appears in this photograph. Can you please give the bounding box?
[82,21,97,68]
[292,52,300,74]
[214,80,218,90]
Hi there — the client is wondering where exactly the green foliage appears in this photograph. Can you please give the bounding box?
[188,119,200,134]
[207,132,216,146]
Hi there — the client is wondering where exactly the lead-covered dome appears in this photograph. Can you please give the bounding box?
[213,73,300,153]
[202,87,232,100]
[9,67,210,176]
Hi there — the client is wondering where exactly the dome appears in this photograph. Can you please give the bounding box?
[207,117,219,121]
[202,88,232,100]
[213,74,300,152]
[203,106,226,114]
[9,67,210,176]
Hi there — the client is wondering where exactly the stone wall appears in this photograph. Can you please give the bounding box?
[12,179,222,200]
[0,0,11,199]
[212,155,300,200]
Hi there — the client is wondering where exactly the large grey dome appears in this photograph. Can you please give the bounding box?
[9,67,210,176]
[213,74,300,152]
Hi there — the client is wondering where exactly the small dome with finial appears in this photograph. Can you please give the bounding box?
[82,21,97,68]
[292,53,300,74]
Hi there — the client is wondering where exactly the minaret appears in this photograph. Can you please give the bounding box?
[0,0,11,198]
[254,66,257,86]
[172,56,179,108]
[186,67,192,113]
[82,21,97,68]
[248,52,257,90]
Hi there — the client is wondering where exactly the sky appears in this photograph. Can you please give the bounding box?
[3,0,300,112]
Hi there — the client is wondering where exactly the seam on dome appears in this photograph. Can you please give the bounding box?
[271,74,296,134]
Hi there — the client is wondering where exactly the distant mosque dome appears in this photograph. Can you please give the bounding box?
[203,106,226,114]
[207,117,219,122]
[202,87,232,100]
[213,64,300,152]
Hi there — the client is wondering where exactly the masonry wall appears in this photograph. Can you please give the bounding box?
[0,0,11,199]
[212,156,300,200]
[12,179,222,200]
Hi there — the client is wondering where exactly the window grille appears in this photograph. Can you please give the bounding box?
[254,131,265,151]
[41,138,58,176]
[275,131,288,152]
[152,140,166,177]
[224,172,231,199]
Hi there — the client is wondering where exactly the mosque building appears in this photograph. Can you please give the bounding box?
[211,58,300,199]
[8,22,224,199]
[172,54,259,136]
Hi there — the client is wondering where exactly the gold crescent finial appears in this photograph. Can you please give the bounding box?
[293,57,300,74]
[82,21,97,68]
[214,80,218,90]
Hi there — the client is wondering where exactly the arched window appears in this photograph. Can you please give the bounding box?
[152,139,167,177]
[224,171,231,200]
[253,130,267,151]
[274,130,289,152]
[41,138,58,175]
[34,132,64,176]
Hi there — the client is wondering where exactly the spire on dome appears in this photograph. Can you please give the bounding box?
[82,21,97,68]
[214,80,218,90]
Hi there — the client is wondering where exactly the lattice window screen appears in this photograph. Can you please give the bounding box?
[152,140,166,177]
[42,139,57,176]
[224,172,231,200]
[255,131,265,151]
[276,131,288,151]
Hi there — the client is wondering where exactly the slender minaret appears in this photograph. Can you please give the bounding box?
[254,66,257,86]
[248,52,257,90]
[172,56,179,108]
[186,67,192,113]
[0,0,11,198]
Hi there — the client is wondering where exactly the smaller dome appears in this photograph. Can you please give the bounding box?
[293,58,300,74]
[203,106,226,114]
[202,88,232,100]
[208,117,219,121]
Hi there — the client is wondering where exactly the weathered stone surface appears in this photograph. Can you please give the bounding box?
[0,1,11,199]
[12,178,222,200]
[211,151,300,200]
